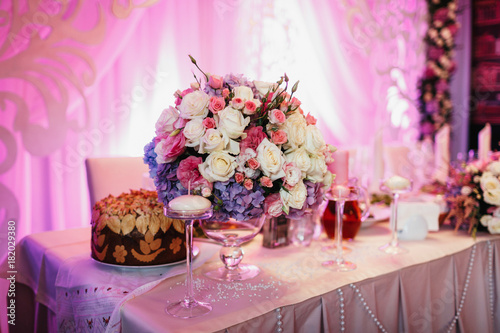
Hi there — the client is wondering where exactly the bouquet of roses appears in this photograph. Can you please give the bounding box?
[144,56,335,222]
[445,152,500,235]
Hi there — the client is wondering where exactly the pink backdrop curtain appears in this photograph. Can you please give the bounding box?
[0,0,427,261]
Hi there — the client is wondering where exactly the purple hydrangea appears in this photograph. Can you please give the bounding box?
[154,161,187,204]
[143,139,158,178]
[212,179,265,221]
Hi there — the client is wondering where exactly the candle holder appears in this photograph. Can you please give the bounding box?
[379,177,413,255]
[322,183,359,272]
[163,206,213,318]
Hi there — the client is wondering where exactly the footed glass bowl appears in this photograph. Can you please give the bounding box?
[200,215,266,281]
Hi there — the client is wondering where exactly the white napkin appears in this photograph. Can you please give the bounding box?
[433,124,450,184]
[478,123,491,161]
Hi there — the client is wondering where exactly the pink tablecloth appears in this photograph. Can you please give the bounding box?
[118,226,500,333]
[3,223,500,333]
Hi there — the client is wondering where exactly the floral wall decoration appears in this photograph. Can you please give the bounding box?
[418,0,459,140]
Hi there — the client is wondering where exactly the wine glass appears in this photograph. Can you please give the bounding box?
[322,183,359,272]
[200,215,266,281]
[379,176,413,255]
[163,206,213,318]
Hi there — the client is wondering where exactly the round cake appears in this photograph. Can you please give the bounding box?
[91,189,186,266]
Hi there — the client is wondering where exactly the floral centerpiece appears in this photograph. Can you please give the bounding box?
[144,56,334,222]
[445,152,500,236]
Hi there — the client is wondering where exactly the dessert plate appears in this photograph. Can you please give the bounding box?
[91,245,200,269]
[361,204,391,229]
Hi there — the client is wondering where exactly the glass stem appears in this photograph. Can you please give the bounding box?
[390,193,400,247]
[335,200,345,264]
[184,219,194,305]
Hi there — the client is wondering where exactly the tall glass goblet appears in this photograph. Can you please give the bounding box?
[379,176,413,255]
[200,215,266,281]
[322,184,359,271]
[164,206,213,318]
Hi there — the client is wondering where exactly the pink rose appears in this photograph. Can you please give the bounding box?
[235,172,245,183]
[247,158,260,170]
[154,134,186,164]
[290,97,301,110]
[222,88,230,98]
[271,130,287,145]
[177,156,213,193]
[305,113,317,125]
[243,100,257,115]
[208,75,223,89]
[209,96,225,114]
[243,178,253,190]
[231,97,244,110]
[280,101,288,113]
[240,126,267,152]
[177,156,202,189]
[260,176,273,188]
[203,117,216,129]
[448,23,458,37]
[268,109,286,124]
[265,193,283,217]
[283,162,301,187]
[174,88,194,106]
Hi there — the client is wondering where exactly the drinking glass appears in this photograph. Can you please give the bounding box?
[379,177,413,254]
[163,206,213,318]
[322,183,359,271]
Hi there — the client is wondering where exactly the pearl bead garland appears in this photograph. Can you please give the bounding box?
[338,289,345,331]
[275,307,283,332]
[446,244,476,333]
[488,241,494,319]
[349,284,387,333]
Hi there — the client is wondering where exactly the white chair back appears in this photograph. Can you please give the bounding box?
[85,157,150,207]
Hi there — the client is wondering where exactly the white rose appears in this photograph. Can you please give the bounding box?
[303,125,326,154]
[428,28,438,39]
[198,151,237,182]
[183,118,205,147]
[155,107,179,136]
[480,175,500,192]
[198,128,226,154]
[280,180,307,210]
[480,215,492,227]
[217,106,250,140]
[256,138,286,181]
[460,186,472,196]
[483,189,500,206]
[253,80,277,97]
[440,27,451,40]
[307,154,327,183]
[488,161,500,176]
[282,111,307,150]
[322,171,334,191]
[178,90,209,119]
[285,147,311,175]
[233,86,254,101]
[493,207,500,218]
[487,217,500,234]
